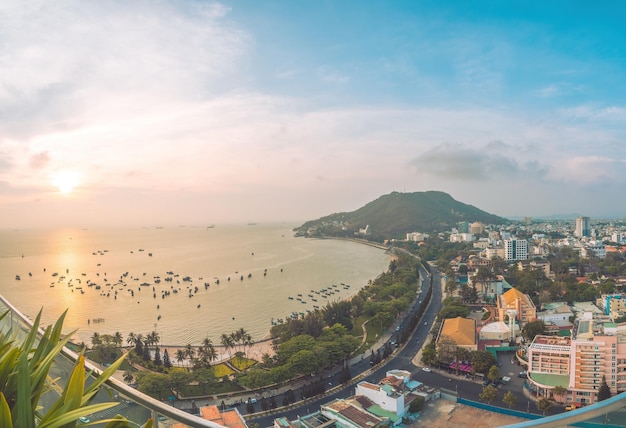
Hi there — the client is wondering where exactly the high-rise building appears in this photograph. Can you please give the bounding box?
[575,216,590,237]
[504,238,528,261]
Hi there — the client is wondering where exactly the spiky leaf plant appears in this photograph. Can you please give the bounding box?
[0,309,153,428]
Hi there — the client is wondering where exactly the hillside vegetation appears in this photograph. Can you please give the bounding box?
[294,191,507,240]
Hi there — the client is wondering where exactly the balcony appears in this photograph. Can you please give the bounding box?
[0,295,223,428]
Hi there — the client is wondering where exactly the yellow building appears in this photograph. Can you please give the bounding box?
[498,287,536,327]
[437,316,477,351]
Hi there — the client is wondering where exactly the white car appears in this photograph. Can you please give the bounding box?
[422,367,431,372]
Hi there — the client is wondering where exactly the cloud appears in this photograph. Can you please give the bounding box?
[551,155,626,184]
[0,0,249,138]
[28,151,50,169]
[408,143,547,181]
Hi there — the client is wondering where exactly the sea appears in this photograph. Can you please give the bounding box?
[0,223,390,346]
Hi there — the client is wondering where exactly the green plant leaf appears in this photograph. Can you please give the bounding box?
[0,393,14,428]
[39,402,122,428]
[83,352,126,402]
[17,353,35,428]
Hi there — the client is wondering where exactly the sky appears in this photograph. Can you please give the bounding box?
[1,0,626,228]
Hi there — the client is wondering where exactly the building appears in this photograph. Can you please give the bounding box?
[468,273,509,302]
[575,216,591,238]
[598,294,626,319]
[497,287,536,327]
[537,303,574,328]
[479,321,520,342]
[321,398,388,428]
[437,317,477,352]
[527,319,626,405]
[485,246,505,260]
[581,243,606,259]
[517,259,551,278]
[470,222,485,235]
[504,238,528,261]
[199,406,248,428]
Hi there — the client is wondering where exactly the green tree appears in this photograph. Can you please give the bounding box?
[503,391,517,409]
[479,385,498,404]
[123,370,135,384]
[470,350,497,374]
[163,348,172,368]
[194,367,216,394]
[522,320,547,342]
[552,385,567,403]
[487,365,500,382]
[409,396,425,413]
[598,375,612,401]
[421,342,437,366]
[536,397,554,415]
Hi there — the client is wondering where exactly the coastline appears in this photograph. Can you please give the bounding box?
[6,227,391,348]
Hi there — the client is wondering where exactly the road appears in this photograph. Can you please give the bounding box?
[248,260,443,427]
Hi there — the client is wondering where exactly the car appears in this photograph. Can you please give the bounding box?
[565,404,578,411]
[422,367,431,372]
[395,326,400,331]
[248,398,257,404]
[482,379,490,386]
[424,321,428,326]
[78,416,91,424]
[518,371,527,378]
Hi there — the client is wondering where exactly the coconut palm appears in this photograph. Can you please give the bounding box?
[221,333,234,360]
[113,331,123,348]
[146,330,160,349]
[184,343,195,360]
[176,349,187,367]
[126,332,137,347]
[91,331,101,348]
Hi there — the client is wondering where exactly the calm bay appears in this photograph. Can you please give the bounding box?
[0,224,389,346]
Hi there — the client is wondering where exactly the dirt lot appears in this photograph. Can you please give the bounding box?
[411,399,527,428]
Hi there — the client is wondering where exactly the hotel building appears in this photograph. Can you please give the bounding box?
[527,319,626,405]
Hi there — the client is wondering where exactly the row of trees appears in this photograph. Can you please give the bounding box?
[234,253,421,389]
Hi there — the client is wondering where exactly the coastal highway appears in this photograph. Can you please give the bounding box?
[247,261,443,427]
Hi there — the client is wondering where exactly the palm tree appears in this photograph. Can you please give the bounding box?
[147,330,160,349]
[176,349,186,367]
[221,333,234,360]
[113,331,123,348]
[126,332,136,347]
[184,343,195,360]
[229,332,238,356]
[91,332,101,348]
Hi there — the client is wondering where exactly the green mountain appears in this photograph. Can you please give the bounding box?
[294,191,507,240]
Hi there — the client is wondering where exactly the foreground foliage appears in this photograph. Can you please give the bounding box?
[0,309,152,428]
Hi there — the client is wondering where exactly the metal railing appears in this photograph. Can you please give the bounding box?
[0,294,224,428]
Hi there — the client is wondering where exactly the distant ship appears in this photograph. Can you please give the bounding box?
[247,222,257,226]
[206,225,216,229]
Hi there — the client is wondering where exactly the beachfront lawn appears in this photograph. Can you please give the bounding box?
[214,363,236,378]
[86,349,135,372]
[177,379,244,397]
[230,357,256,371]
[352,315,385,353]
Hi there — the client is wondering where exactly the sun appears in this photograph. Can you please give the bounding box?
[53,171,80,194]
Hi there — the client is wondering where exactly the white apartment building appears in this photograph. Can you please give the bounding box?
[504,238,528,261]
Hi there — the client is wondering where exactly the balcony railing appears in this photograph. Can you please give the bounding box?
[0,294,224,428]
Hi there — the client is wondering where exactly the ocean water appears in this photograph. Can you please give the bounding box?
[0,224,389,346]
